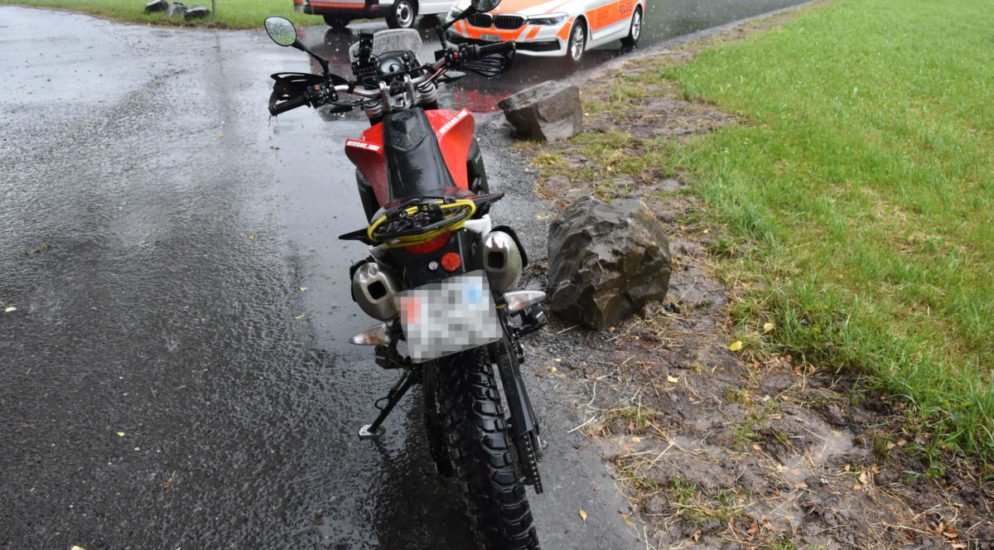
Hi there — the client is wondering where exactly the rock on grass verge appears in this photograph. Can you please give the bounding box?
[514,6,994,549]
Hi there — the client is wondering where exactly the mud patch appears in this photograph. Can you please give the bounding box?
[516,6,994,549]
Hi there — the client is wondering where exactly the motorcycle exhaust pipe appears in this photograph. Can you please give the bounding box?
[483,230,523,293]
[351,261,400,321]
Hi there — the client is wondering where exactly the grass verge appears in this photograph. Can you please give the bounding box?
[549,0,994,465]
[0,0,319,28]
[664,0,994,464]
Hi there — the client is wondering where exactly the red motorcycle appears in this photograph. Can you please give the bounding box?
[265,6,546,548]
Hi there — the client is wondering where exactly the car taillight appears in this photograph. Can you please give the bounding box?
[404,233,451,254]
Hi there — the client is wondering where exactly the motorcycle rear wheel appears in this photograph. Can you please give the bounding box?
[435,348,540,550]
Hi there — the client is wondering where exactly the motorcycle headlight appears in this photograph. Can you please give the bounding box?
[528,13,567,25]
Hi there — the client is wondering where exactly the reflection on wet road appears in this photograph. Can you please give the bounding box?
[1,0,802,547]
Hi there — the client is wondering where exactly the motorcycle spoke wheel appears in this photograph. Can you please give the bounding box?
[436,348,541,550]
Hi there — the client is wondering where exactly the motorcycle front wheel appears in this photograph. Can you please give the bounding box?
[434,347,540,550]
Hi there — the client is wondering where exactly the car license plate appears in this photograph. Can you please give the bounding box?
[398,271,502,362]
[480,33,501,42]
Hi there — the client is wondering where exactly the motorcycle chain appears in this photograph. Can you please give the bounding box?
[517,431,543,494]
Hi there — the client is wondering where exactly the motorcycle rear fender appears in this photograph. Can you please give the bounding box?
[345,108,475,207]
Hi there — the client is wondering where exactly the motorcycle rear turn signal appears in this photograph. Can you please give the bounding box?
[350,323,392,345]
[504,290,546,313]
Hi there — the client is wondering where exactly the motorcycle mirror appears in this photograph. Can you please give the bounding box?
[438,0,498,43]
[265,16,334,82]
[265,17,298,47]
[471,0,501,12]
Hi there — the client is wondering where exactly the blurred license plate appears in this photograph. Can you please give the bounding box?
[399,271,502,362]
[480,34,501,42]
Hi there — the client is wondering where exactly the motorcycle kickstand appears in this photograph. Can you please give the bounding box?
[359,370,416,440]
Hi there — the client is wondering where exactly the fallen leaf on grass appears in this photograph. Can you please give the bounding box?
[728,340,744,352]
[762,322,774,333]
[666,375,679,384]
[578,508,587,523]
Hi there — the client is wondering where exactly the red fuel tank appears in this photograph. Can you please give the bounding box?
[344,109,475,207]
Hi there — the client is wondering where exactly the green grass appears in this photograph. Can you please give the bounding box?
[659,0,994,462]
[0,0,319,28]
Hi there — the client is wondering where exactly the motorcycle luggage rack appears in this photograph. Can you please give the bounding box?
[337,193,505,246]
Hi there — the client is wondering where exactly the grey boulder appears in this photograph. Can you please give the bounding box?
[547,196,672,330]
[498,80,582,141]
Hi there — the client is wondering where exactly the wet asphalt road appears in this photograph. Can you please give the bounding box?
[0,2,801,548]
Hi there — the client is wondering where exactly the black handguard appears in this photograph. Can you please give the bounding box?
[455,42,514,77]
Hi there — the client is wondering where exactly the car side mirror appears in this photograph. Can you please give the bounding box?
[471,0,501,12]
[265,17,298,47]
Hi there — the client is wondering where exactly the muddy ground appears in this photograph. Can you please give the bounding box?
[506,8,994,549]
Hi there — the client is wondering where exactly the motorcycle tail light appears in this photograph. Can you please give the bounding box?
[405,233,451,254]
[441,252,462,272]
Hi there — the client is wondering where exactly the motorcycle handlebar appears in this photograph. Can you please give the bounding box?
[269,92,310,116]
[471,41,516,58]
[268,42,514,116]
